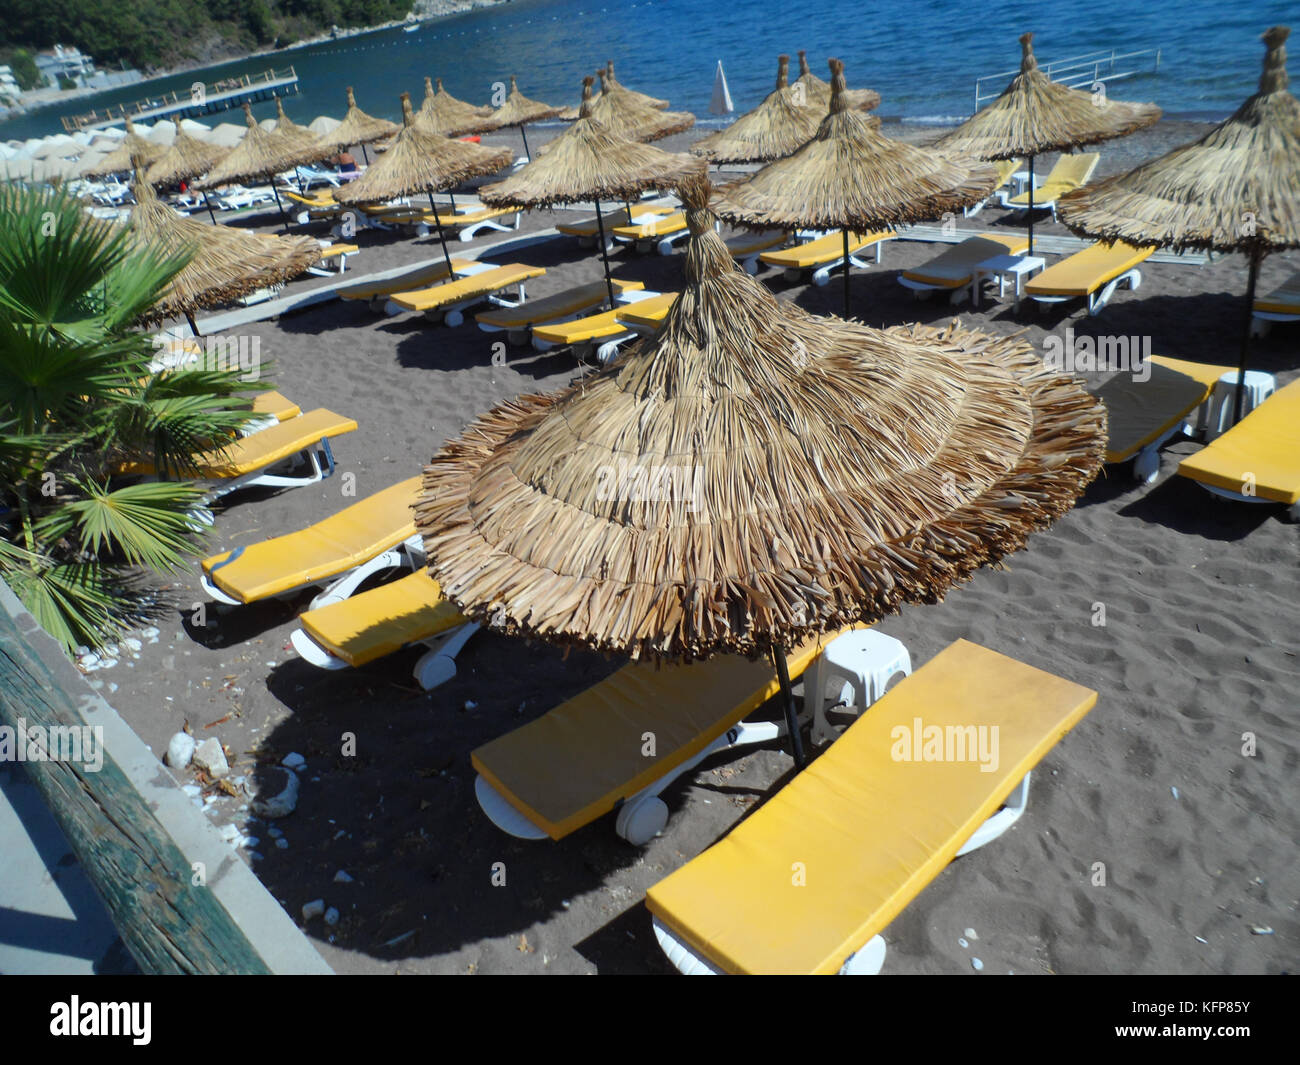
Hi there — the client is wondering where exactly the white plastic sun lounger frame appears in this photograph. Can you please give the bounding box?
[200,533,426,611]
[530,289,666,364]
[651,770,1033,975]
[202,434,341,503]
[289,618,482,691]
[1028,268,1144,317]
[386,277,534,328]
[1249,309,1300,338]
[410,209,521,243]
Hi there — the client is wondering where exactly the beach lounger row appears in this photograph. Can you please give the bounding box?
[1250,271,1300,336]
[761,229,894,285]
[998,152,1100,218]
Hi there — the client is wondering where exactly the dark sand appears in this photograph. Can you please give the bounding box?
[96,120,1299,974]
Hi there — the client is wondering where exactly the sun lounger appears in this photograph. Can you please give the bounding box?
[897,233,1029,304]
[531,291,677,363]
[759,230,895,286]
[200,476,424,608]
[289,570,479,690]
[1024,240,1152,315]
[616,293,680,333]
[1097,355,1234,482]
[337,258,478,311]
[1176,377,1300,519]
[999,153,1100,218]
[305,241,360,276]
[386,263,546,326]
[647,638,1097,974]
[472,626,867,846]
[726,230,787,274]
[215,184,276,211]
[610,211,689,254]
[395,205,522,241]
[558,205,675,247]
[965,157,1024,217]
[283,188,342,224]
[1250,271,1300,337]
[476,278,645,345]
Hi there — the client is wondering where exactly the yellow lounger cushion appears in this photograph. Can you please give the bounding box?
[646,639,1098,974]
[727,230,787,257]
[1025,241,1152,298]
[299,570,465,668]
[1177,377,1300,504]
[475,279,644,329]
[1003,152,1099,207]
[902,233,1029,288]
[1253,272,1300,315]
[118,408,357,478]
[317,243,360,260]
[337,259,473,301]
[1099,355,1233,463]
[557,206,673,237]
[284,190,336,207]
[406,206,518,227]
[614,292,679,329]
[610,211,686,240]
[248,390,301,422]
[532,306,624,344]
[389,263,545,313]
[995,158,1023,185]
[472,627,861,841]
[201,476,422,603]
[760,230,893,269]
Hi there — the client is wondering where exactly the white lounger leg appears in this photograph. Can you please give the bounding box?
[412,621,480,690]
[1089,268,1142,316]
[652,916,890,976]
[307,534,424,610]
[955,772,1031,856]
[201,438,337,504]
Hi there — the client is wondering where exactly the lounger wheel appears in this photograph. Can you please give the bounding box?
[1287,501,1300,523]
[444,309,465,327]
[838,935,887,975]
[742,258,759,275]
[596,340,622,365]
[185,505,215,532]
[615,795,668,845]
[783,268,802,283]
[507,328,529,347]
[1133,449,1160,484]
[656,239,674,256]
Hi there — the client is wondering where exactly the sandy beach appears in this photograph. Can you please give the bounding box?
[89,119,1298,975]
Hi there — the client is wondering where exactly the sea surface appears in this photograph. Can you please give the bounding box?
[1,0,1291,142]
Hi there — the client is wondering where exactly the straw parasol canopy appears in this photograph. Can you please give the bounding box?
[125,158,321,326]
[474,75,563,159]
[314,87,400,156]
[938,32,1160,253]
[415,174,1106,759]
[81,115,166,178]
[604,59,669,109]
[415,76,495,135]
[588,67,694,143]
[715,59,995,314]
[335,93,511,273]
[1059,25,1300,423]
[480,76,705,302]
[197,103,301,188]
[794,50,880,113]
[145,116,227,187]
[691,54,823,164]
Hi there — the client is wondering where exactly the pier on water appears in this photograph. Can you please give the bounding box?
[61,67,300,133]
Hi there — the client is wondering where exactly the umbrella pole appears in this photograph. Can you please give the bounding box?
[772,646,807,769]
[519,125,531,162]
[185,312,202,337]
[361,144,370,165]
[448,190,457,213]
[1232,249,1262,426]
[202,191,217,225]
[428,192,455,277]
[593,199,617,307]
[270,183,290,234]
[841,228,851,318]
[1026,155,1035,257]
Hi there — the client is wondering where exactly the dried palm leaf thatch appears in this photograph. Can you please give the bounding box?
[415,173,1107,663]
[268,96,337,170]
[604,59,669,109]
[81,115,166,178]
[794,50,880,113]
[126,161,321,322]
[314,87,400,154]
[196,103,305,188]
[413,77,493,136]
[334,93,512,205]
[475,76,563,132]
[479,77,705,208]
[715,59,996,233]
[145,116,227,187]
[690,54,824,164]
[1058,27,1300,254]
[939,33,1160,160]
[587,67,694,142]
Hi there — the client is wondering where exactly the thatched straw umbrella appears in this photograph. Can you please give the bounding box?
[479,76,705,304]
[715,59,996,315]
[415,174,1107,767]
[196,103,307,231]
[269,95,340,193]
[315,87,400,164]
[145,116,229,222]
[474,75,563,161]
[1059,26,1300,424]
[794,50,880,113]
[126,158,321,331]
[415,76,494,136]
[589,67,695,143]
[335,93,512,275]
[81,115,166,178]
[691,54,822,164]
[938,32,1160,254]
[604,59,669,109]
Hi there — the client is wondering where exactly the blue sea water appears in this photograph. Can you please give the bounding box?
[1,0,1291,142]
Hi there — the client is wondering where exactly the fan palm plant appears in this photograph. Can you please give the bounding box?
[0,184,268,652]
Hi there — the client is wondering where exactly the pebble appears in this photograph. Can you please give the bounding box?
[964,928,978,940]
[1250,925,1274,935]
[275,837,289,850]
[241,836,259,849]
[1195,935,1208,944]
[464,700,478,711]
[166,732,196,769]
[302,899,325,920]
[282,752,307,771]
[334,870,354,883]
[123,638,142,652]
[269,827,283,839]
[181,784,202,798]
[958,937,969,948]
[324,907,340,926]
[1171,786,1180,800]
[971,958,984,971]
[252,767,299,819]
[218,823,241,843]
[193,737,229,780]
